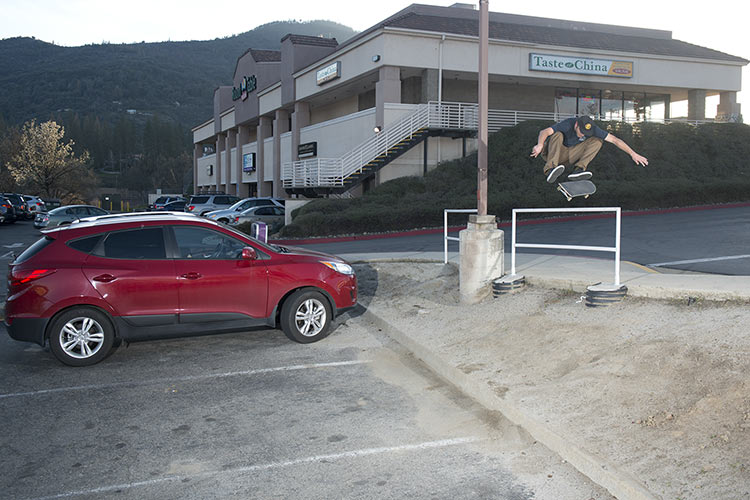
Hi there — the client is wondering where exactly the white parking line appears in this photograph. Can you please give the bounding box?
[649,254,750,267]
[0,360,371,400]
[32,437,482,500]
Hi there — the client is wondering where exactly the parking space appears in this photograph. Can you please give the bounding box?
[0,309,609,499]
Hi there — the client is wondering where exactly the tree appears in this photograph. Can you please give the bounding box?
[6,120,98,201]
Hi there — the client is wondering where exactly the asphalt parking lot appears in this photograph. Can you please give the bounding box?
[1,297,608,499]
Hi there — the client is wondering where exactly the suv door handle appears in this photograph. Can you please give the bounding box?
[93,274,116,283]
[180,272,202,280]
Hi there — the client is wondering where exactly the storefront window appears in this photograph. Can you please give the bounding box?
[602,91,623,120]
[579,89,600,117]
[554,88,577,117]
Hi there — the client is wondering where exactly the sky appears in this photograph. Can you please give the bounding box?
[2,0,749,111]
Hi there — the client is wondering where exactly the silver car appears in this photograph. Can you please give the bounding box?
[228,205,285,232]
[34,205,109,229]
[205,197,285,223]
[184,194,240,216]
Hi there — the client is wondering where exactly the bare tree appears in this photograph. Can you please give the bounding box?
[6,120,97,202]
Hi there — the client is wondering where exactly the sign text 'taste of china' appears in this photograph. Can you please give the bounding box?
[529,53,633,78]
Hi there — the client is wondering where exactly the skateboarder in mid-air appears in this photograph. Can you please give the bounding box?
[530,116,649,183]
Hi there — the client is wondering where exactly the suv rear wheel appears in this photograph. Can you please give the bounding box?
[48,308,116,366]
[280,290,332,343]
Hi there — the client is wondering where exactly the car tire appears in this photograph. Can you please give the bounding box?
[280,289,332,343]
[48,307,116,366]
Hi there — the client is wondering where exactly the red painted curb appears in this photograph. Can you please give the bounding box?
[270,202,750,245]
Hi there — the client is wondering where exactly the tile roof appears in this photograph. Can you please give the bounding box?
[281,34,338,47]
[385,11,747,64]
[249,49,281,62]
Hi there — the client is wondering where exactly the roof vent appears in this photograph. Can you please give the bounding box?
[449,3,476,9]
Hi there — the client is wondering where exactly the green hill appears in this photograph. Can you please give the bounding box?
[0,20,356,128]
[280,120,750,237]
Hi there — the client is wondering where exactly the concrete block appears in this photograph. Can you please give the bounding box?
[459,215,504,304]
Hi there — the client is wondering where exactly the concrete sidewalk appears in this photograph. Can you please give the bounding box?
[349,255,750,500]
[342,250,750,302]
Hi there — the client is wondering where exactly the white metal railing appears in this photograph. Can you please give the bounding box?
[510,207,622,286]
[443,208,478,264]
[282,101,719,188]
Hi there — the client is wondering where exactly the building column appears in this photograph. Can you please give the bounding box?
[225,129,237,195]
[256,116,272,197]
[193,143,201,194]
[421,68,439,103]
[292,101,310,162]
[687,89,707,121]
[273,109,290,198]
[235,125,251,198]
[717,91,741,122]
[215,133,226,192]
[375,66,402,129]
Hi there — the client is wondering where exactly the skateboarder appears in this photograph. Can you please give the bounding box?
[530,116,649,183]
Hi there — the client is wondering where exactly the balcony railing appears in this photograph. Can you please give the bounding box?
[283,101,717,189]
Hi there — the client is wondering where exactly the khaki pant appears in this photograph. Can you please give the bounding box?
[542,132,603,174]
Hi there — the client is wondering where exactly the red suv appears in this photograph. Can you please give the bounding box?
[4,213,357,366]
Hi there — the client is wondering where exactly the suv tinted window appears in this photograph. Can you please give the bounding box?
[190,196,209,204]
[214,196,235,205]
[68,235,103,254]
[101,228,166,259]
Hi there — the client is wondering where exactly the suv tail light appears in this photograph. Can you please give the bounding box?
[10,268,57,286]
[188,205,195,212]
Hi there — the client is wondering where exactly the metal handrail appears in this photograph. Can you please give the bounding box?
[510,207,622,286]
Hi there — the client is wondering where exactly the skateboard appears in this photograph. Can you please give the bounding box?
[557,180,596,201]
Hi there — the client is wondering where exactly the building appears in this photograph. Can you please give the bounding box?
[192,2,747,200]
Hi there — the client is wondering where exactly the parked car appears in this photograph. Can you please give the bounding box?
[1,193,29,221]
[228,205,286,232]
[22,195,46,218]
[158,200,187,211]
[0,196,18,224]
[4,212,357,366]
[149,196,186,211]
[34,205,109,229]
[185,194,240,216]
[204,197,285,223]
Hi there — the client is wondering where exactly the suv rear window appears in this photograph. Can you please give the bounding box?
[14,237,54,264]
[189,196,209,204]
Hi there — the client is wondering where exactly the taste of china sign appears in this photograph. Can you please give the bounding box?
[529,53,633,78]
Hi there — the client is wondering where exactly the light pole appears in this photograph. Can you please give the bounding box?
[458,0,504,304]
[477,0,489,216]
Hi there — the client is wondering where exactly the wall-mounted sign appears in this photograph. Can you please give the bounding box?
[529,53,633,78]
[298,142,317,159]
[316,61,341,85]
[242,152,256,173]
[232,75,257,101]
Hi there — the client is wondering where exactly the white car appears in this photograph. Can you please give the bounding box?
[204,197,285,223]
[22,195,46,219]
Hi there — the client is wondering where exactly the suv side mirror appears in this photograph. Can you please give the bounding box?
[241,247,257,260]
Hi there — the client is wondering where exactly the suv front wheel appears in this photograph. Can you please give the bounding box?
[280,290,332,343]
[48,307,116,366]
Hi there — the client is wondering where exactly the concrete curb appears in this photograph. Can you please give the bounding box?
[361,305,659,500]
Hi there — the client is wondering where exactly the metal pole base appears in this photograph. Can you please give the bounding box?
[585,283,628,307]
[492,274,526,297]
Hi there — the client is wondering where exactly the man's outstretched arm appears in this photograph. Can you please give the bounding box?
[530,127,554,157]
[605,134,649,166]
